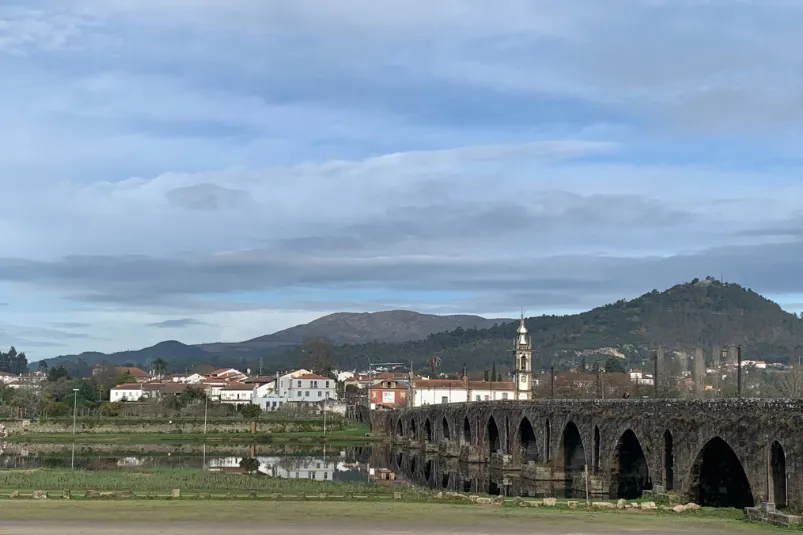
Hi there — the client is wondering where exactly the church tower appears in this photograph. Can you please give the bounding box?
[514,313,533,400]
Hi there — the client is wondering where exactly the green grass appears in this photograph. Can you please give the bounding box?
[0,501,774,532]
[11,424,374,444]
[0,468,392,495]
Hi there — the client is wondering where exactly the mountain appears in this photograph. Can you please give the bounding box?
[37,279,803,376]
[39,311,508,373]
[281,278,803,373]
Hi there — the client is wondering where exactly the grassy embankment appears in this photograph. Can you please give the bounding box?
[9,423,374,444]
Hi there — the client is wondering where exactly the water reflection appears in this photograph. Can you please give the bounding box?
[0,443,604,499]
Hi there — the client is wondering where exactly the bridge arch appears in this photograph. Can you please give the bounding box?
[593,425,601,474]
[487,415,501,455]
[463,416,472,445]
[395,418,404,437]
[424,418,433,442]
[560,421,586,480]
[442,417,451,441]
[689,436,754,508]
[518,417,539,464]
[770,440,787,509]
[609,429,652,499]
[544,418,552,461]
[409,417,418,440]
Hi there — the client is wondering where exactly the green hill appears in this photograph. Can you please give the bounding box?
[291,278,803,373]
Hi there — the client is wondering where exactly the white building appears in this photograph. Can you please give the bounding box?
[287,373,337,402]
[0,371,17,385]
[110,383,144,402]
[412,379,516,406]
[219,382,254,405]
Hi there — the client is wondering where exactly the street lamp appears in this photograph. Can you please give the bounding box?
[71,388,79,470]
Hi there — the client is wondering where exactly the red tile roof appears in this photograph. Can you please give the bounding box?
[295,374,331,380]
[221,382,254,391]
[113,383,142,390]
[116,367,149,377]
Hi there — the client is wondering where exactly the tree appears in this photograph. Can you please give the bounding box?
[47,365,70,382]
[428,355,442,378]
[115,371,136,385]
[239,456,260,475]
[302,338,334,376]
[152,358,168,378]
[604,357,627,374]
[241,404,262,434]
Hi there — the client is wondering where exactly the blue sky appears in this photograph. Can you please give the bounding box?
[1,1,803,358]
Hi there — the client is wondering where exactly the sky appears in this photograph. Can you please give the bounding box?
[1,1,803,359]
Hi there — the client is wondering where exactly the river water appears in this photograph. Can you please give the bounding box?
[0,443,601,499]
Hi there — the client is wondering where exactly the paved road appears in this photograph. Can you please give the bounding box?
[0,520,759,535]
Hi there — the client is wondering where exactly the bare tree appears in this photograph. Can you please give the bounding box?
[302,338,334,376]
[770,367,803,398]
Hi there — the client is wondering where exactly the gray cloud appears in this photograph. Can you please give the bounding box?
[49,321,91,329]
[165,183,253,211]
[147,318,210,329]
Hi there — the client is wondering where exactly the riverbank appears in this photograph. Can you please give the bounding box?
[0,501,766,534]
[7,423,375,444]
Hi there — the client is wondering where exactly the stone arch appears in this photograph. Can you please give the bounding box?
[487,415,501,455]
[544,418,552,461]
[560,421,586,481]
[409,417,418,439]
[424,418,433,442]
[442,417,451,441]
[518,417,539,464]
[770,440,787,509]
[463,416,472,445]
[593,425,601,474]
[395,418,404,437]
[423,458,433,485]
[664,430,674,491]
[609,429,652,499]
[689,436,754,508]
[409,454,418,476]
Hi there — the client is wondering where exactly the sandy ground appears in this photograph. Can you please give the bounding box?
[0,502,765,535]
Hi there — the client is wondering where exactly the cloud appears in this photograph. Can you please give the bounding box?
[1,1,802,356]
[147,318,210,329]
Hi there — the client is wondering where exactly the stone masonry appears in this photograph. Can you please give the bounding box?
[371,399,803,511]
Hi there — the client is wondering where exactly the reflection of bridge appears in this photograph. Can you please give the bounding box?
[371,399,803,510]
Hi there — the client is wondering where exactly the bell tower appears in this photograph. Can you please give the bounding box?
[514,312,532,400]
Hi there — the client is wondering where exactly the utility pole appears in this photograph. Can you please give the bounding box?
[737,345,743,398]
[653,353,659,398]
[550,366,555,399]
[72,388,79,470]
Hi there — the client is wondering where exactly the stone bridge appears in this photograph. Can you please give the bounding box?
[371,399,803,511]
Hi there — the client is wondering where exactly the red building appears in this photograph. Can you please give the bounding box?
[368,378,410,409]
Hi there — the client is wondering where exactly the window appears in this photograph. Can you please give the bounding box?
[295,472,299,478]
[502,393,509,400]
[441,396,448,404]
[324,472,328,480]
[476,395,481,401]
[309,472,315,479]
[297,391,302,397]
[484,395,489,400]
[317,463,321,468]
[305,391,309,397]
[326,381,330,387]
[325,392,330,398]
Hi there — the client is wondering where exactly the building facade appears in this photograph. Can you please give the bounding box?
[368,379,410,409]
[514,314,533,400]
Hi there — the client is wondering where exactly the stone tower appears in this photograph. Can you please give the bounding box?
[514,313,533,400]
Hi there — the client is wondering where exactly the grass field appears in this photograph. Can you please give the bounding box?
[11,424,374,444]
[0,468,390,495]
[0,501,767,533]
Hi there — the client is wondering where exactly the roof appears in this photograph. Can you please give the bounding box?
[116,367,149,377]
[221,382,254,391]
[0,371,15,377]
[210,368,243,376]
[243,375,275,384]
[113,383,142,390]
[295,374,331,380]
[415,379,516,390]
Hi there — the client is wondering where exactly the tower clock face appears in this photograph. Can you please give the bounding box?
[520,375,527,384]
